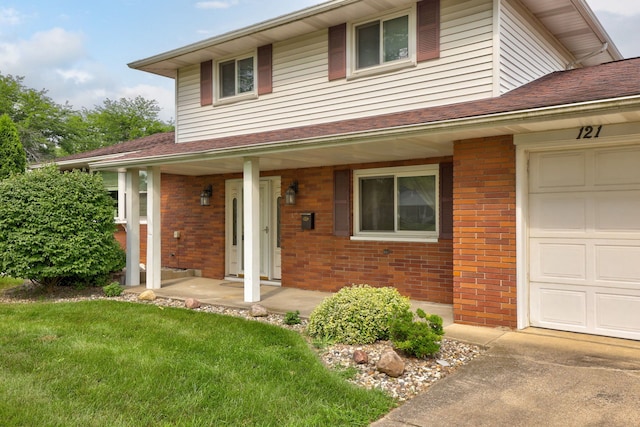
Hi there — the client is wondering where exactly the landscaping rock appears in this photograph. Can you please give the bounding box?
[353,350,369,364]
[249,304,268,317]
[185,298,201,309]
[138,290,156,301]
[377,349,405,378]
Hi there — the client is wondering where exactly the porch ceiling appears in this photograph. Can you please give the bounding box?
[127,104,640,176]
[150,132,454,176]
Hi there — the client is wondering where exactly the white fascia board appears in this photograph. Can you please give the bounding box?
[89,95,640,170]
[128,0,359,71]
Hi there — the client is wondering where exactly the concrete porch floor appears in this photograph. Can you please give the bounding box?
[125,277,454,325]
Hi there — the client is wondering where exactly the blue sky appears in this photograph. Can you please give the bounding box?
[0,0,638,122]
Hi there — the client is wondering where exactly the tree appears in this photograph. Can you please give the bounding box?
[0,165,125,287]
[0,114,26,179]
[0,74,74,162]
[58,96,174,155]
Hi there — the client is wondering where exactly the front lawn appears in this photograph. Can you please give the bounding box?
[0,300,394,426]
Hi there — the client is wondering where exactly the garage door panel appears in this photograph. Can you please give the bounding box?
[594,147,640,186]
[530,151,586,191]
[596,293,640,335]
[531,241,586,283]
[594,192,640,232]
[596,245,640,285]
[530,195,586,233]
[531,284,587,329]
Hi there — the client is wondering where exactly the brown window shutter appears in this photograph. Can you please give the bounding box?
[328,23,347,81]
[200,60,213,106]
[333,169,351,236]
[439,162,453,239]
[417,0,440,62]
[257,44,273,95]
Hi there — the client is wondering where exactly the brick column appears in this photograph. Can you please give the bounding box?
[453,136,517,328]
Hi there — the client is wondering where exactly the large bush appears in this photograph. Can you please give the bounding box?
[307,284,411,344]
[0,165,125,287]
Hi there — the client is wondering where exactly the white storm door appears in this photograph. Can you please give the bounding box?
[226,178,281,281]
[528,146,640,340]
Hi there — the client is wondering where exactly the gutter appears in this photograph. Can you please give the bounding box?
[90,95,640,170]
[128,0,360,71]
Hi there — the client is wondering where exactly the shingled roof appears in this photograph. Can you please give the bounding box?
[57,57,640,166]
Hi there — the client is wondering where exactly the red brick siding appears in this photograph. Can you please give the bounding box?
[115,224,147,264]
[452,136,517,328]
[280,158,453,304]
[160,174,227,279]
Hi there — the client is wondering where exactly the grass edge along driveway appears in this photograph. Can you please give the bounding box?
[0,300,394,426]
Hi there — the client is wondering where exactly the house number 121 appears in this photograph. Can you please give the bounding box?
[576,125,603,139]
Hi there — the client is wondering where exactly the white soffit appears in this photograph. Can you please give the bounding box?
[519,0,622,65]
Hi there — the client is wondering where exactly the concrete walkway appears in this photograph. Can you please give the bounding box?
[373,326,640,426]
[125,277,454,324]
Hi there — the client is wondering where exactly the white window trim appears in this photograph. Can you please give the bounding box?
[112,170,148,225]
[214,51,258,105]
[352,164,439,242]
[347,5,417,80]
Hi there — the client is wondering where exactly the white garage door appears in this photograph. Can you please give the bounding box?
[529,145,640,340]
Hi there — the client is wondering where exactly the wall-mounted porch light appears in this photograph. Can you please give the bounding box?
[200,184,212,206]
[285,180,298,205]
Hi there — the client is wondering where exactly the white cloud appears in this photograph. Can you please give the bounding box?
[56,69,94,85]
[0,8,21,26]
[587,0,640,16]
[0,27,86,73]
[195,1,239,10]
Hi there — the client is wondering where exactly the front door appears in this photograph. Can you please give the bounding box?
[225,178,281,281]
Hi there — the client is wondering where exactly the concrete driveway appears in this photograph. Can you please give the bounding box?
[372,326,640,426]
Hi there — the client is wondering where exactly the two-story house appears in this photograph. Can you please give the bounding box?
[55,0,640,341]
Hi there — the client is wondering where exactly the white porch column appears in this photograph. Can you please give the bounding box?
[117,170,126,221]
[146,167,161,289]
[125,169,140,286]
[243,157,261,302]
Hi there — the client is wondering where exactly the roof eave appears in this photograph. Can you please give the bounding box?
[127,0,360,78]
[89,96,640,170]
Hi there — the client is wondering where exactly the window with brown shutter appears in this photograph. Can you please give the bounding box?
[200,60,213,106]
[417,0,440,62]
[328,23,347,81]
[439,162,453,239]
[333,169,351,236]
[257,44,273,95]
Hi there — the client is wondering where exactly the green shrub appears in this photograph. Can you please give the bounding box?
[0,165,125,287]
[307,284,411,345]
[103,282,124,297]
[390,308,444,358]
[284,310,301,325]
[0,114,26,179]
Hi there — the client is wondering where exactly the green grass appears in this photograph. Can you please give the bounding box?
[0,300,394,426]
[0,276,23,291]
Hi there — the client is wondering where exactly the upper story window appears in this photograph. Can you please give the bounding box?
[350,8,416,77]
[328,1,440,82]
[218,55,255,99]
[353,164,439,242]
[355,14,410,70]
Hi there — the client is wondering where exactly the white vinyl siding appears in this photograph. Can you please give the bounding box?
[175,0,495,143]
[498,0,569,94]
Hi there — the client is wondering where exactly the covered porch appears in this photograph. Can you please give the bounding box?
[125,276,454,324]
